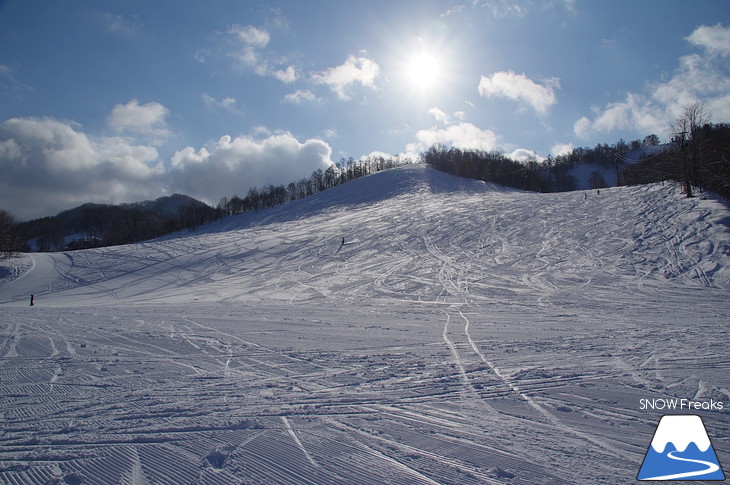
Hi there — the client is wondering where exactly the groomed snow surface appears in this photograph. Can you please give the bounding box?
[1,164,728,484]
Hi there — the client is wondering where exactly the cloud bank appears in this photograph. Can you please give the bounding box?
[0,117,165,220]
[406,122,499,154]
[575,23,730,140]
[169,133,334,204]
[0,102,335,220]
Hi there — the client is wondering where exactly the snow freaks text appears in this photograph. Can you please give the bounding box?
[639,398,724,411]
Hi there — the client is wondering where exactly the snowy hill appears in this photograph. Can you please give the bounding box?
[3,164,729,305]
[1,164,729,484]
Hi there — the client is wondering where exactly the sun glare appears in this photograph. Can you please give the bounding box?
[406,52,441,91]
[391,35,458,103]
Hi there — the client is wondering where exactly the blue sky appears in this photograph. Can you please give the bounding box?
[1,0,729,219]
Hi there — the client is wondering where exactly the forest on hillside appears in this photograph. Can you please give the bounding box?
[422,137,653,193]
[216,154,409,215]
[11,195,223,253]
[425,104,730,201]
[622,123,730,200]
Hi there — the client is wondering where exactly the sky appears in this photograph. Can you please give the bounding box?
[1,0,729,220]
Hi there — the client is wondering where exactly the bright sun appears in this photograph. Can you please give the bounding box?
[405,51,441,92]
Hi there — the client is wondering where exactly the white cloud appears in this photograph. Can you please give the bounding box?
[478,70,559,114]
[429,107,450,123]
[586,93,665,135]
[575,24,730,140]
[169,132,334,204]
[273,66,298,84]
[282,89,318,105]
[359,150,392,161]
[100,12,140,37]
[468,0,529,19]
[193,48,211,65]
[228,25,270,48]
[0,117,164,219]
[551,142,574,157]
[507,148,544,163]
[687,23,730,56]
[428,108,467,124]
[0,64,33,97]
[440,4,466,17]
[444,0,575,19]
[561,0,577,13]
[202,93,238,113]
[225,24,297,84]
[652,51,730,120]
[313,53,381,100]
[573,116,592,139]
[107,99,171,142]
[406,122,499,154]
[574,93,667,139]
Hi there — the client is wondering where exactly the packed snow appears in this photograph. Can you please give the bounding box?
[1,164,728,484]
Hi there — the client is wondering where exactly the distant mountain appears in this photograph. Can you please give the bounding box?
[19,194,222,252]
[122,194,210,217]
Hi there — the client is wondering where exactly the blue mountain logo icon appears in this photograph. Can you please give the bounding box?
[638,415,725,481]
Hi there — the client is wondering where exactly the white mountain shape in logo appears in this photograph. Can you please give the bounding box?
[650,415,711,453]
[638,414,725,481]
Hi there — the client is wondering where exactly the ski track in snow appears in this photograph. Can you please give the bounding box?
[0,164,729,484]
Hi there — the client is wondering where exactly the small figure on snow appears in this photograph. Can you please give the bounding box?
[342,237,345,246]
[30,294,34,306]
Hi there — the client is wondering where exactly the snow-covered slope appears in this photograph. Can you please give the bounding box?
[2,164,728,306]
[1,164,728,484]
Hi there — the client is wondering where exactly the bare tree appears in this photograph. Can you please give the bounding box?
[673,101,710,140]
[671,101,711,197]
